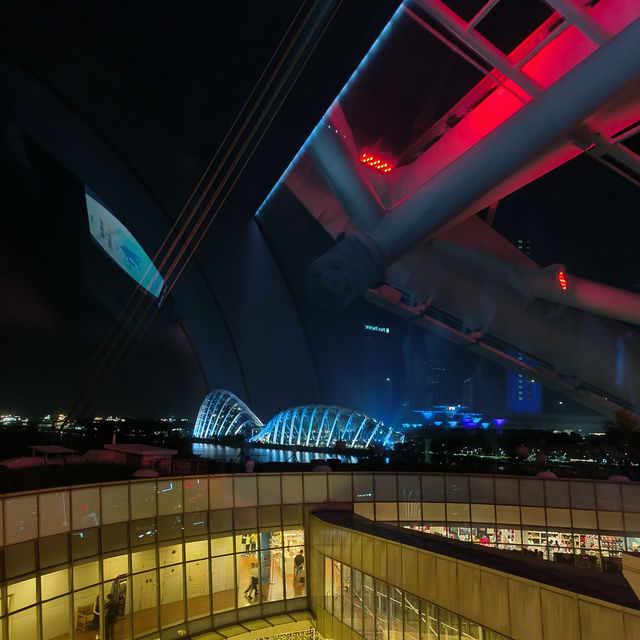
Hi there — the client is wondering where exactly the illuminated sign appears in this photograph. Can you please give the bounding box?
[364,324,390,334]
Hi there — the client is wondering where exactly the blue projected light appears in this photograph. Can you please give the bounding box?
[85,189,164,298]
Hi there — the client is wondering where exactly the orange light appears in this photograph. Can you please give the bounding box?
[359,149,395,174]
[557,270,568,291]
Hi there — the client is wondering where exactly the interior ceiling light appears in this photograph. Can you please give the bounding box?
[557,270,568,291]
[359,150,395,174]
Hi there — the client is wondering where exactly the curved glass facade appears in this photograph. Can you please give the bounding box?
[193,390,263,439]
[0,471,639,638]
[250,405,399,449]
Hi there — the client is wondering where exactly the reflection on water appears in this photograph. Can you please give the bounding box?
[192,443,359,464]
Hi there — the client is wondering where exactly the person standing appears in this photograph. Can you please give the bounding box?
[244,562,260,600]
[294,549,305,583]
[104,593,118,640]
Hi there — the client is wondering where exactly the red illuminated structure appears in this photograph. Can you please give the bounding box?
[557,270,568,291]
[359,150,395,174]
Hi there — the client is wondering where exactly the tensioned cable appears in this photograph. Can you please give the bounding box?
[67,0,340,421]
[65,0,321,421]
[76,0,338,420]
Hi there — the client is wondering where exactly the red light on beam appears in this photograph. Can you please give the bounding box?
[557,270,568,291]
[359,150,395,174]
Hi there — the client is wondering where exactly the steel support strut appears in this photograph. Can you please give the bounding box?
[306,16,640,307]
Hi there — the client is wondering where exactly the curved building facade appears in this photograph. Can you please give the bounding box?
[0,472,640,638]
[250,405,399,449]
[193,390,263,439]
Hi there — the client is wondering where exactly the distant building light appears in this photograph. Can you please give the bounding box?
[364,324,390,334]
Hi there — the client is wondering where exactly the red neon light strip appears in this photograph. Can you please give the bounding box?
[557,270,568,291]
[359,151,395,174]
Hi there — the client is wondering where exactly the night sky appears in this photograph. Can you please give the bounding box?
[1,0,639,421]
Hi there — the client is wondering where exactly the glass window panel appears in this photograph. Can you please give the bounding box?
[104,576,130,640]
[102,522,129,553]
[8,607,38,639]
[398,475,421,502]
[421,476,445,502]
[332,561,342,620]
[497,527,522,549]
[420,600,438,640]
[237,552,259,607]
[234,475,258,507]
[7,578,36,612]
[236,532,258,554]
[211,534,234,557]
[471,527,497,545]
[469,477,494,504]
[72,487,100,530]
[74,560,99,590]
[260,529,282,549]
[351,568,363,635]
[41,568,69,600]
[284,528,305,547]
[258,475,282,505]
[446,476,469,502]
[40,534,69,569]
[158,514,183,541]
[405,593,419,640]
[5,542,37,579]
[184,478,208,512]
[209,476,234,509]
[328,473,352,502]
[184,511,208,538]
[42,595,69,640]
[73,587,99,636]
[439,608,460,640]
[130,482,157,519]
[363,574,375,640]
[570,482,595,509]
[519,479,544,506]
[234,507,257,530]
[261,549,284,602]
[5,496,38,545]
[281,475,303,504]
[461,618,483,640]
[324,556,333,612]
[160,565,184,627]
[389,587,403,640]
[157,480,183,516]
[103,554,128,581]
[353,475,374,502]
[132,571,158,637]
[187,559,211,620]
[132,548,156,574]
[71,529,99,561]
[212,555,235,613]
[341,565,352,625]
[159,543,183,567]
[303,474,328,503]
[186,539,208,561]
[375,474,397,502]
[130,518,157,547]
[286,546,306,599]
[494,478,519,505]
[375,579,389,640]
[600,535,624,554]
[627,537,640,552]
[39,491,71,537]
[101,485,129,525]
[259,505,281,528]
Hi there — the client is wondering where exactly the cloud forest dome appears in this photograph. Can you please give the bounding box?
[192,392,402,449]
[255,0,640,419]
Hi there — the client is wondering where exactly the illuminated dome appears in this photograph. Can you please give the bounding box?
[250,405,400,449]
[193,390,262,438]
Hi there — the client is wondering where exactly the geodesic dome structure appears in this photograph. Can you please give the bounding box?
[193,390,262,438]
[250,405,400,449]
